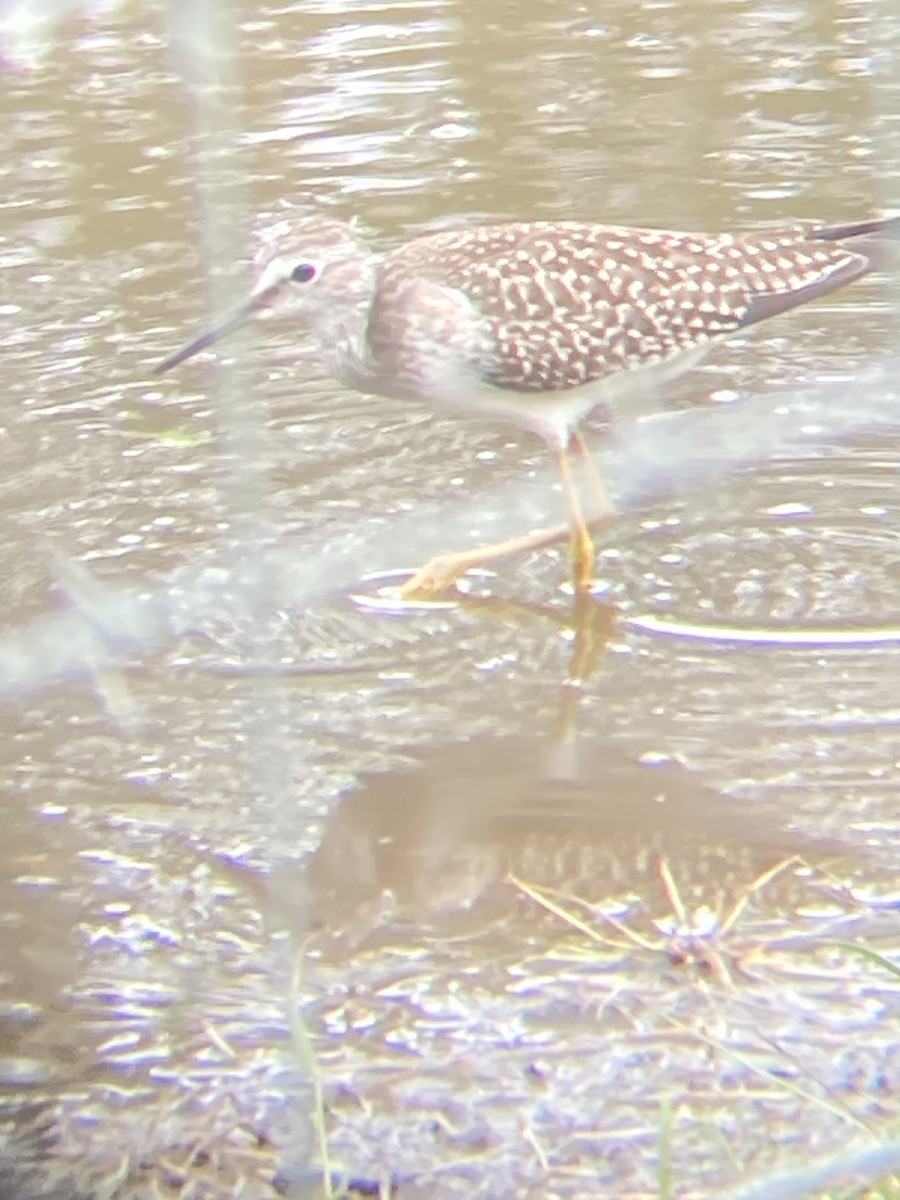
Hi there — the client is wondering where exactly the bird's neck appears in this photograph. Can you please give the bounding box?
[308,255,379,389]
[314,306,371,387]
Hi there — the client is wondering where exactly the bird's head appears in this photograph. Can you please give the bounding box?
[153,216,375,374]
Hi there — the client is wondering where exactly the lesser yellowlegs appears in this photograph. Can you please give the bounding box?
[155,214,894,597]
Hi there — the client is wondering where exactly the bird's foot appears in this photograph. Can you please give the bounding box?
[399,553,472,601]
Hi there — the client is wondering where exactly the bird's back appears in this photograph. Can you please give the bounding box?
[368,219,889,395]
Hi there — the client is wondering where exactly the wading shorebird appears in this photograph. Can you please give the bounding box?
[154,213,895,598]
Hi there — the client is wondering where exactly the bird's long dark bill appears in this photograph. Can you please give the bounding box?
[153,293,268,375]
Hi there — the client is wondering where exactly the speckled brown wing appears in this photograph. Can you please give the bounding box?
[370,221,876,394]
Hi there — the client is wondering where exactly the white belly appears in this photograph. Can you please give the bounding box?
[420,343,714,448]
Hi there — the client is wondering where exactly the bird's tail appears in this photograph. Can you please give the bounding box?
[814,215,900,242]
[737,214,896,329]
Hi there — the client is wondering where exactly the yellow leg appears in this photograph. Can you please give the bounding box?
[400,435,618,600]
[400,522,571,598]
[554,444,596,592]
[569,430,615,523]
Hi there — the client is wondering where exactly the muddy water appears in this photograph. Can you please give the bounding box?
[0,1,898,1197]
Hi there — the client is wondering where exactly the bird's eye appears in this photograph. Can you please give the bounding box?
[290,263,317,283]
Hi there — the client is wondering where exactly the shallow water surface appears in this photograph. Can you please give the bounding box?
[0,1,898,1197]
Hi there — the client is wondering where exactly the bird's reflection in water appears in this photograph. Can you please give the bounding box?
[263,593,861,1199]
[284,593,846,957]
[301,732,843,954]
